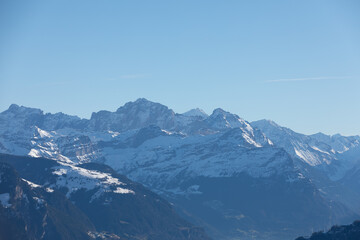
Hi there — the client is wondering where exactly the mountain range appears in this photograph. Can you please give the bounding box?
[1,98,360,240]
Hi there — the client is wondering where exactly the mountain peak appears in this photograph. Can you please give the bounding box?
[212,108,226,115]
[8,103,20,111]
[88,99,176,132]
[254,119,279,127]
[204,108,254,132]
[117,98,170,113]
[183,108,208,118]
[310,132,329,138]
[4,104,43,115]
[210,108,245,121]
[134,97,152,104]
[252,119,281,128]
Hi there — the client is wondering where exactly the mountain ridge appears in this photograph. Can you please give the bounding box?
[4,99,358,137]
[1,98,360,240]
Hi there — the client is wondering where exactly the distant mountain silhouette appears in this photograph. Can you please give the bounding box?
[296,220,360,240]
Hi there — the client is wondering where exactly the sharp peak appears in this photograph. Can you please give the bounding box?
[311,132,329,137]
[8,103,27,110]
[183,108,208,117]
[211,108,239,117]
[208,108,250,123]
[8,103,20,109]
[212,108,228,114]
[134,97,152,103]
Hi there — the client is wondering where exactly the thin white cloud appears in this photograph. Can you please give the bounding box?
[265,76,351,83]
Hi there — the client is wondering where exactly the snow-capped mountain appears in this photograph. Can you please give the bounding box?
[252,119,360,179]
[1,98,360,240]
[252,119,334,166]
[310,132,360,153]
[88,98,207,133]
[100,126,290,189]
[89,98,177,132]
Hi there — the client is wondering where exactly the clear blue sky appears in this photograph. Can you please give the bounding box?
[1,0,359,135]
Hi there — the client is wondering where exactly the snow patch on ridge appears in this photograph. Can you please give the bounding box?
[114,187,135,194]
[23,179,41,188]
[50,163,134,199]
[23,178,55,193]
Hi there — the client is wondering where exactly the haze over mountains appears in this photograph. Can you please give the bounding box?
[1,98,360,240]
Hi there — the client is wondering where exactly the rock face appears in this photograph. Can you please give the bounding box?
[0,154,210,240]
[89,98,178,132]
[1,98,360,240]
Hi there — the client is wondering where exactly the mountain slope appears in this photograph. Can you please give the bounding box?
[0,154,210,240]
[95,126,357,239]
[0,161,95,240]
